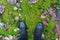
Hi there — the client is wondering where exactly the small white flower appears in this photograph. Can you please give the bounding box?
[15,16,19,21]
[14,28,19,32]
[16,28,20,30]
[14,29,17,32]
[14,6,18,10]
[5,37,10,40]
[31,5,33,7]
[19,8,22,10]
[56,38,58,40]
[19,14,21,17]
[8,35,13,40]
[9,11,12,15]
[20,0,24,2]
[42,34,45,38]
[25,15,26,17]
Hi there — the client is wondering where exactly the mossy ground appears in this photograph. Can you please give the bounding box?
[0,0,60,40]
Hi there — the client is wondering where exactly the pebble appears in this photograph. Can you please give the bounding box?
[16,3,20,8]
[51,14,56,21]
[0,22,5,29]
[0,3,5,14]
[0,22,8,31]
[0,35,2,38]
[40,10,47,18]
[47,7,55,16]
[40,13,47,18]
[7,0,17,4]
[43,21,48,26]
[56,22,60,27]
[40,15,46,18]
[56,8,60,20]
[29,0,38,4]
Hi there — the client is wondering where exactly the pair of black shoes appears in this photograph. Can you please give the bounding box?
[18,21,44,40]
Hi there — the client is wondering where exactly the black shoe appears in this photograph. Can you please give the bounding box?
[18,21,28,40]
[34,22,44,40]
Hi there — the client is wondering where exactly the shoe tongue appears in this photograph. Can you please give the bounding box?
[20,22,25,28]
[37,23,43,29]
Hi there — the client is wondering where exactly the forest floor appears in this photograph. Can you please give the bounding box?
[0,0,59,40]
